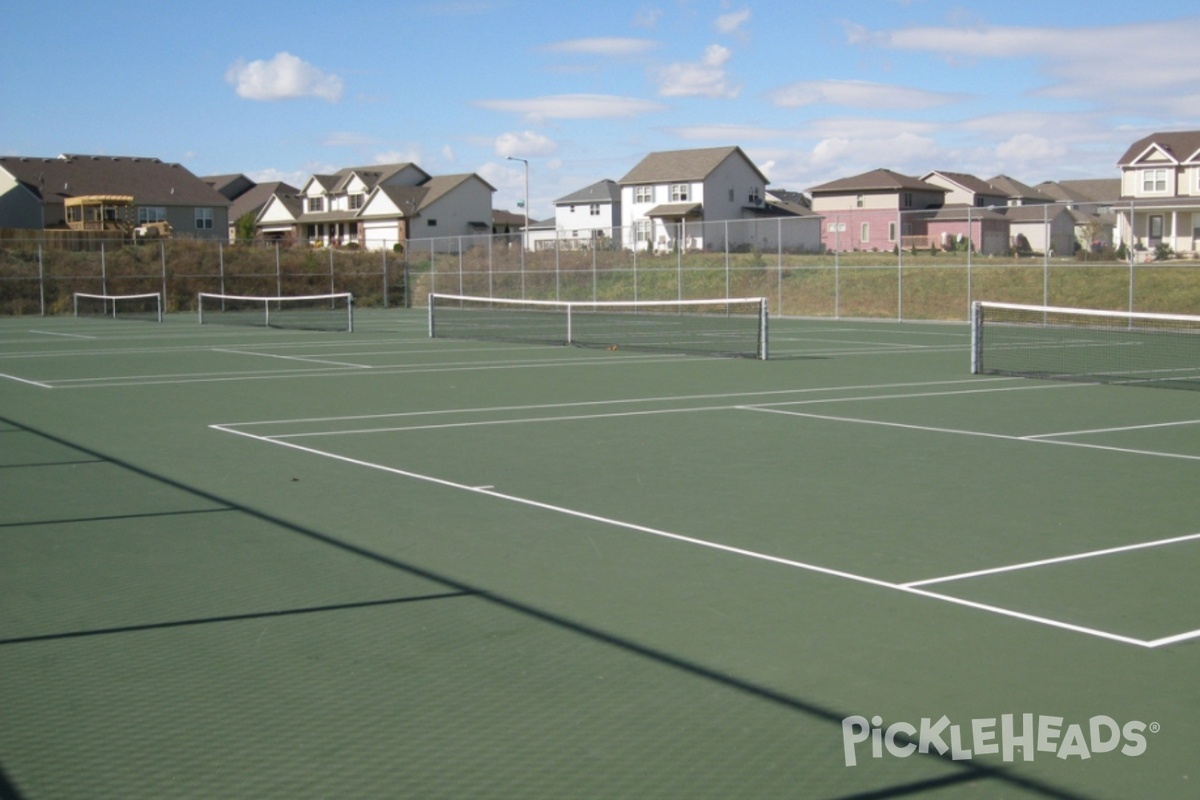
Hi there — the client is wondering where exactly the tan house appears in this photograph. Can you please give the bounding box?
[1114,130,1200,256]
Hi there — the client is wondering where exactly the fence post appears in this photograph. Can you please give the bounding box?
[275,243,281,296]
[330,246,335,295]
[835,215,841,320]
[160,240,167,309]
[724,220,731,300]
[38,242,45,316]
[382,249,389,309]
[633,236,639,303]
[677,222,683,302]
[777,218,783,317]
[897,211,904,321]
[101,242,107,295]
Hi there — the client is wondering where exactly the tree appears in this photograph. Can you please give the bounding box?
[235,212,258,242]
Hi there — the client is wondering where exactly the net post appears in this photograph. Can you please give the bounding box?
[427,292,435,338]
[759,298,769,361]
[969,301,981,374]
[197,293,205,325]
[347,293,354,333]
[567,303,574,346]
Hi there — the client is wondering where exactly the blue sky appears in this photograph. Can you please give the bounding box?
[4,0,1200,218]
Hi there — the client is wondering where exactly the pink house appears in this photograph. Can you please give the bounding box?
[808,169,947,252]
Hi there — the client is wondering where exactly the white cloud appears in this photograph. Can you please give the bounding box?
[656,44,739,98]
[850,18,1200,111]
[803,117,940,140]
[542,37,659,56]
[769,79,962,110]
[633,7,663,28]
[320,132,382,147]
[995,133,1067,163]
[225,52,343,102]
[666,124,789,142]
[474,94,666,122]
[373,147,426,166]
[714,8,751,35]
[494,131,558,158]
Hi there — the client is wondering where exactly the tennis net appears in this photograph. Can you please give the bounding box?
[428,294,768,359]
[970,301,1200,388]
[73,292,163,322]
[197,292,354,332]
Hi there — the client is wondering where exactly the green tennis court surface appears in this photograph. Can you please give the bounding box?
[1,309,1196,799]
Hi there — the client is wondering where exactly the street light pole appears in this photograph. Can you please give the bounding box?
[506,155,529,252]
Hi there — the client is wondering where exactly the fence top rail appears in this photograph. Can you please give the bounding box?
[974,300,1200,324]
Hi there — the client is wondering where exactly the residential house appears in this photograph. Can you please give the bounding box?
[920,171,1010,254]
[1003,204,1078,256]
[1036,179,1120,252]
[204,173,298,242]
[750,189,823,253]
[0,154,229,239]
[617,146,771,252]
[808,169,947,252]
[1113,130,1200,256]
[535,179,622,251]
[255,163,494,251]
[985,175,1055,206]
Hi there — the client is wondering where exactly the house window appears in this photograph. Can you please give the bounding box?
[427,219,437,227]
[1149,215,1164,239]
[749,188,761,204]
[635,220,652,243]
[635,185,653,203]
[1141,169,1168,193]
[856,194,864,208]
[860,222,870,243]
[138,207,166,224]
[670,184,690,202]
[902,193,913,208]
[888,221,897,243]
[348,194,365,210]
[195,208,213,230]
[308,197,324,212]
[589,204,600,216]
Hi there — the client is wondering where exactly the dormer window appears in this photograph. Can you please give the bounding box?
[348,194,365,210]
[308,197,324,212]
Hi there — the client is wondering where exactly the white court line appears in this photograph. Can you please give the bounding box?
[1023,418,1200,439]
[44,351,688,388]
[902,531,1200,588]
[210,421,1162,648]
[265,381,1063,439]
[220,377,1014,430]
[741,405,1200,462]
[0,371,52,389]
[28,329,95,339]
[212,347,372,369]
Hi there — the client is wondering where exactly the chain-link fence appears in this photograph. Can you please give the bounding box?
[4,211,1199,319]
[405,214,1200,319]
[0,238,405,316]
